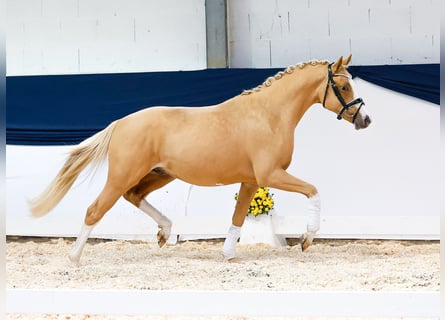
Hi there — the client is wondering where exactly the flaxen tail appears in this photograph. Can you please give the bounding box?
[28,121,118,217]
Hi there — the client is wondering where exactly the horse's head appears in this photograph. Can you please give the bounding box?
[321,55,371,130]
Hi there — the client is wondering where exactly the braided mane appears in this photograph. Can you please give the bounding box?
[241,59,329,95]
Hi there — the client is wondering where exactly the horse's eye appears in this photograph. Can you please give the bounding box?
[341,86,348,91]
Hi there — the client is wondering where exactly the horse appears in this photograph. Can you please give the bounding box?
[29,54,371,263]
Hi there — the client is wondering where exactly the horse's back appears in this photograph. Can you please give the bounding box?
[109,105,255,186]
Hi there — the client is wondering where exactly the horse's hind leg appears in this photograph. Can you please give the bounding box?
[69,182,123,263]
[123,170,175,247]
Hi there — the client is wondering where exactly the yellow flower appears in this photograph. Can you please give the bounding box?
[234,186,275,216]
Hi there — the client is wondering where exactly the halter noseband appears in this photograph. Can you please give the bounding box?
[322,62,364,122]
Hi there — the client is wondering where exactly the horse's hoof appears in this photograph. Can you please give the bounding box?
[300,233,312,252]
[157,231,167,248]
[68,253,81,265]
[222,243,236,260]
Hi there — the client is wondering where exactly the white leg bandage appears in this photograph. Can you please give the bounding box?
[307,193,321,232]
[222,224,241,260]
[139,199,172,244]
[139,199,172,230]
[139,200,171,228]
[69,223,94,263]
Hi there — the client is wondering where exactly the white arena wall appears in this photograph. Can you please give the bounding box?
[6,0,439,75]
[6,0,440,241]
[6,0,207,75]
[227,0,439,67]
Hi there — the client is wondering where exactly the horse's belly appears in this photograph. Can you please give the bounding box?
[174,171,253,187]
[162,154,255,187]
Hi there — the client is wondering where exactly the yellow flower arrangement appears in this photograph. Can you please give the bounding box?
[235,187,275,216]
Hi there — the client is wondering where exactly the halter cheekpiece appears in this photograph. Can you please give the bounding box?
[322,62,364,122]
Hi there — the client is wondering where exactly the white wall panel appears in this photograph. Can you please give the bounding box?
[367,7,410,36]
[6,0,206,75]
[350,36,391,65]
[7,0,42,18]
[328,7,371,37]
[6,290,440,318]
[307,37,351,63]
[41,0,79,18]
[7,0,439,74]
[411,2,440,35]
[228,0,440,67]
[390,35,436,63]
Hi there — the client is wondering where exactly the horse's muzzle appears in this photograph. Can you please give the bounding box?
[354,114,372,130]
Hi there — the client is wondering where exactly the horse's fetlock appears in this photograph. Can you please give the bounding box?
[160,216,172,228]
[307,185,318,198]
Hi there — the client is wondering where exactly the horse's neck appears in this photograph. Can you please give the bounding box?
[248,66,325,128]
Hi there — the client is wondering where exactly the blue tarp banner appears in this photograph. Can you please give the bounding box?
[6,64,439,145]
[348,64,439,105]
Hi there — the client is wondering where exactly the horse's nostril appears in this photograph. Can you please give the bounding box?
[365,115,371,126]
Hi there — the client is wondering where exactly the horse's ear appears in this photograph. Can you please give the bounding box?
[332,56,343,72]
[343,54,352,66]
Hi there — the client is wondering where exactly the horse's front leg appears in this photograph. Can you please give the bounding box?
[222,182,258,260]
[264,169,320,251]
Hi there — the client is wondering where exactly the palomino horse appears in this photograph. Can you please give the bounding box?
[29,55,371,263]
